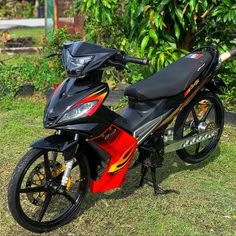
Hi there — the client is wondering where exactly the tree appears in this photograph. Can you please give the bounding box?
[78,1,235,68]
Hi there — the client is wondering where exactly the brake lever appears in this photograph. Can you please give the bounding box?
[107,59,130,72]
[124,66,131,73]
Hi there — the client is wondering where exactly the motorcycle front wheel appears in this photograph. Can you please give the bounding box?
[8,148,90,233]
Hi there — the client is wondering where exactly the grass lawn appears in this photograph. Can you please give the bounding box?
[0,53,38,65]
[0,97,235,236]
[1,27,45,47]
[0,27,44,65]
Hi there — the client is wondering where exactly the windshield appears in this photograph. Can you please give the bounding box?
[62,41,118,77]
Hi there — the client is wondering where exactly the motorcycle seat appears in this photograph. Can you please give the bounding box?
[124,52,213,101]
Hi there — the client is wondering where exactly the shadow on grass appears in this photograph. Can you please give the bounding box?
[79,145,221,216]
[158,144,221,183]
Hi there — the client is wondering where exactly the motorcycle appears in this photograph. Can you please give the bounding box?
[7,41,236,232]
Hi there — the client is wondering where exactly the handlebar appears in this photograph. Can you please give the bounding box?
[125,56,149,65]
[46,52,62,58]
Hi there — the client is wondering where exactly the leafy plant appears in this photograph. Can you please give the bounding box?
[0,28,84,97]
[218,59,236,108]
[0,0,34,19]
[0,55,63,97]
[75,0,236,104]
[38,0,45,7]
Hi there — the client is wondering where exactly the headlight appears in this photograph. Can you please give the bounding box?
[64,50,93,74]
[59,101,97,123]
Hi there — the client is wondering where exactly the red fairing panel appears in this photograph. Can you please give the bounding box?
[89,125,138,193]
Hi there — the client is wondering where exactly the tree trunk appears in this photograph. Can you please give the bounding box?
[176,32,196,51]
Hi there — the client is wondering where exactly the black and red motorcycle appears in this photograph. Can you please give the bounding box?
[8,41,236,232]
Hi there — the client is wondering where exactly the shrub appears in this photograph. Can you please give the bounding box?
[78,0,236,106]
[0,55,63,97]
[0,28,83,97]
[218,59,236,106]
[0,1,34,19]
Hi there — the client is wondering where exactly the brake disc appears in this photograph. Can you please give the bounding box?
[25,161,69,206]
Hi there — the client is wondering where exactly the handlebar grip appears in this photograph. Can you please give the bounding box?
[220,48,236,62]
[125,56,149,65]
[229,48,236,57]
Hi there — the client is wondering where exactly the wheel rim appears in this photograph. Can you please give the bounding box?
[182,98,220,158]
[16,150,86,225]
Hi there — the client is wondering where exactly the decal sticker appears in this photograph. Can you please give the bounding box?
[89,125,138,193]
[186,53,203,59]
[184,79,200,97]
[72,88,108,116]
[197,63,205,71]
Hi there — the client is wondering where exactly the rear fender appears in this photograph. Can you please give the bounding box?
[205,77,227,94]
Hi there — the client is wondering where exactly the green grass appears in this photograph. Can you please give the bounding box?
[0,97,235,236]
[1,27,45,47]
[0,53,38,65]
[0,27,44,65]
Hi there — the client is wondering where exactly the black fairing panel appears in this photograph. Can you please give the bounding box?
[66,41,117,57]
[31,134,77,152]
[57,106,124,136]
[44,78,109,132]
[117,94,184,132]
[63,41,118,74]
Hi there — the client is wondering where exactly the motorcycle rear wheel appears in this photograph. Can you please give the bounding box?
[8,148,90,233]
[174,92,224,164]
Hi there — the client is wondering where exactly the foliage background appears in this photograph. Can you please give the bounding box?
[0,0,34,19]
[78,0,236,102]
[0,0,235,107]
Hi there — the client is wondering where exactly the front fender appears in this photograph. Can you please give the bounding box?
[31,134,78,153]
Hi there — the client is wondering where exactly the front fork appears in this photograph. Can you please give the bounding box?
[57,134,79,193]
[60,158,76,188]
[49,150,76,192]
[50,151,58,161]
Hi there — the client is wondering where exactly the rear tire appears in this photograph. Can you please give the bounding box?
[8,148,90,233]
[174,92,224,164]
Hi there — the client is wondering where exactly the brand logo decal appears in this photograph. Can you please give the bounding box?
[186,53,203,59]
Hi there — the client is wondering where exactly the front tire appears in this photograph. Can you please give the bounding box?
[174,92,224,164]
[8,148,90,233]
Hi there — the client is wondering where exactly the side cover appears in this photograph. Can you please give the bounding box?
[88,124,137,193]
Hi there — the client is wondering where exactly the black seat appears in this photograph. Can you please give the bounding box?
[125,52,213,101]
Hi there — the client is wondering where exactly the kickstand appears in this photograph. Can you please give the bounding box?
[150,167,179,195]
[139,165,180,195]
[139,165,148,187]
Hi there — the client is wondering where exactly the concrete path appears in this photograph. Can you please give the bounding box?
[0,18,45,30]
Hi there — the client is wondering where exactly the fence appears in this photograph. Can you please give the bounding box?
[52,0,84,36]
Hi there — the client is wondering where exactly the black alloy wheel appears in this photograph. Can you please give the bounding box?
[8,148,90,233]
[174,92,224,164]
